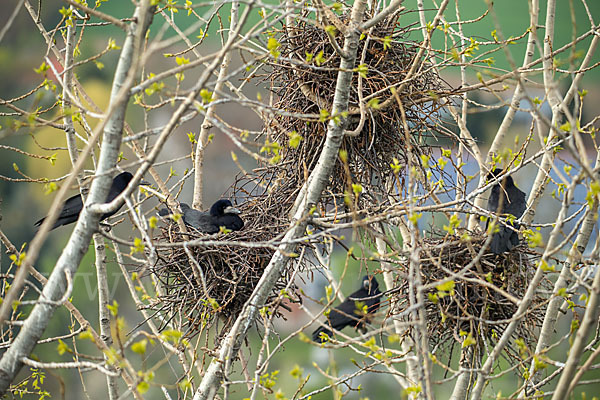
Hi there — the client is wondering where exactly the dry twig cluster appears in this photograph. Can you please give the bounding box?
[392,233,548,365]
[151,12,458,339]
[152,170,304,336]
[265,10,450,206]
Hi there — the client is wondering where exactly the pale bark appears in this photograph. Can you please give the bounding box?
[469,171,580,399]
[521,151,600,394]
[521,0,560,227]
[63,17,118,399]
[450,348,473,400]
[467,0,539,230]
[193,1,372,397]
[94,235,118,400]
[552,254,600,399]
[0,2,155,394]
[377,235,417,390]
[192,0,239,209]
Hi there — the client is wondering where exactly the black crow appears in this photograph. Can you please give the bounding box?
[159,199,244,234]
[486,168,527,254]
[312,275,382,343]
[35,172,148,231]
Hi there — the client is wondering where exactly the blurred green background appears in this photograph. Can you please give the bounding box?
[0,0,598,398]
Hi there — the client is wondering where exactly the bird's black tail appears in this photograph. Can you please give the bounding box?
[490,225,521,254]
[312,325,333,343]
[33,217,60,231]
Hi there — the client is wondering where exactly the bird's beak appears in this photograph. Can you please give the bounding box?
[224,206,241,215]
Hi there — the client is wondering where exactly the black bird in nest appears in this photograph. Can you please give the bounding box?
[486,168,527,254]
[159,199,244,234]
[312,275,382,343]
[35,172,149,231]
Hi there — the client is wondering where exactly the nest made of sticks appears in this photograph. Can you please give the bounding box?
[392,233,547,362]
[151,169,305,337]
[149,10,457,338]
[257,9,453,209]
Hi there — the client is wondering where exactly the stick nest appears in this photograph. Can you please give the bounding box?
[391,233,548,362]
[150,12,456,338]
[259,10,452,209]
[151,170,304,337]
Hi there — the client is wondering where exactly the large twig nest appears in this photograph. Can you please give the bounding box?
[256,9,453,209]
[150,170,305,337]
[391,233,548,362]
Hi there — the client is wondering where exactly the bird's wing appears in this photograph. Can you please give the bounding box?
[58,194,84,219]
[159,203,190,217]
[490,226,512,254]
[487,185,500,213]
[184,210,219,233]
[35,194,84,228]
[506,186,527,219]
[215,215,244,231]
[329,287,372,330]
[365,288,382,314]
[105,173,133,203]
[327,303,358,331]
[314,284,381,341]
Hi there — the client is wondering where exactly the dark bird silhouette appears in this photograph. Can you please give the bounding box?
[159,199,244,234]
[486,168,527,254]
[312,275,382,343]
[35,172,147,231]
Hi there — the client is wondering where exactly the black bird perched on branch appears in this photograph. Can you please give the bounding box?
[35,172,149,231]
[159,199,244,234]
[312,275,382,343]
[486,168,527,254]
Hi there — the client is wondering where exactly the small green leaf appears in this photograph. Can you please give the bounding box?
[462,332,476,348]
[290,365,303,379]
[436,280,455,293]
[408,213,422,225]
[131,339,148,355]
[560,121,571,132]
[382,36,392,50]
[267,38,281,59]
[106,300,119,317]
[200,89,214,103]
[137,381,149,394]
[288,131,303,148]
[533,355,548,372]
[353,64,368,79]
[491,30,498,42]
[428,293,439,304]
[176,56,190,65]
[130,237,145,254]
[367,98,380,109]
[57,339,70,355]
[314,50,325,66]
[34,61,49,75]
[161,329,184,344]
[107,38,121,50]
[208,297,220,310]
[325,25,337,35]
